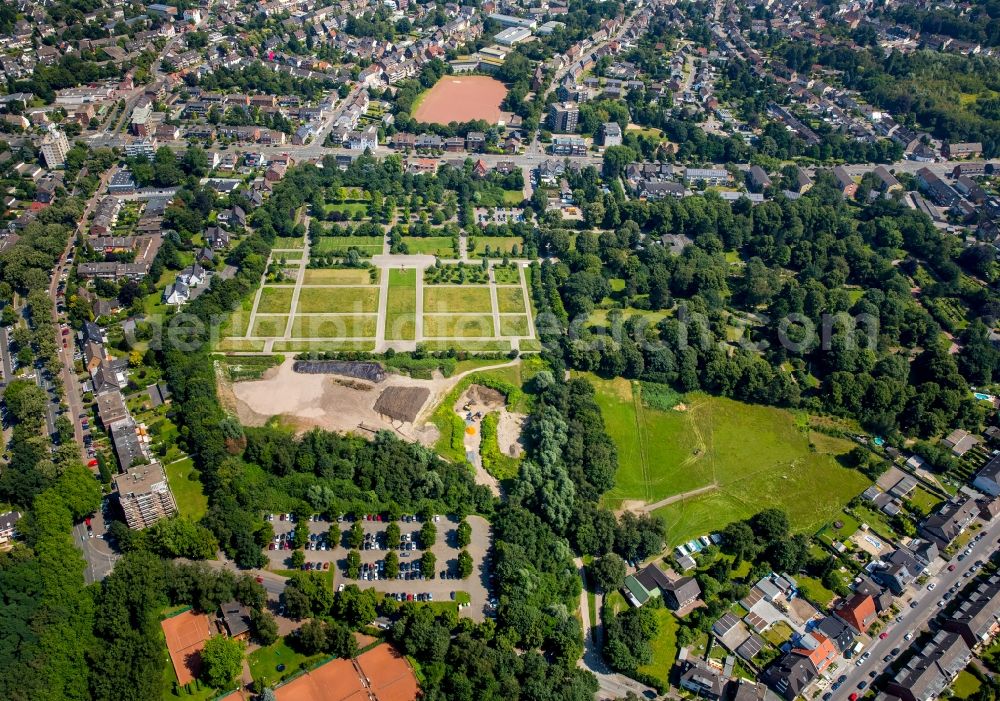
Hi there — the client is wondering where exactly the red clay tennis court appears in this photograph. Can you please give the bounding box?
[274,644,417,701]
[412,76,507,125]
[161,610,212,686]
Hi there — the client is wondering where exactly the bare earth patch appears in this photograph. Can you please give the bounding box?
[228,359,521,448]
[413,76,508,125]
[496,410,526,458]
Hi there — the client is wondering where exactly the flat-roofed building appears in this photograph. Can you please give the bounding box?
[114,462,178,530]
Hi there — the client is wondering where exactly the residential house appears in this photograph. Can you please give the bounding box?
[0,511,21,548]
[664,576,702,610]
[943,142,982,159]
[873,166,902,193]
[814,616,856,653]
[886,631,971,701]
[834,593,877,634]
[218,601,252,641]
[622,563,672,607]
[677,656,726,699]
[941,429,980,457]
[762,652,819,700]
[833,165,857,198]
[943,573,1000,649]
[972,454,1000,497]
[204,226,231,250]
[748,165,772,192]
[917,168,959,207]
[163,281,190,306]
[95,390,129,427]
[919,495,980,549]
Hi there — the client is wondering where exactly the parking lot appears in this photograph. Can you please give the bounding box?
[264,513,494,621]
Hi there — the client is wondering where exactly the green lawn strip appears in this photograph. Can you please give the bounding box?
[499,315,529,336]
[220,295,257,338]
[163,457,208,521]
[302,269,375,285]
[257,287,295,314]
[493,266,521,284]
[480,412,521,480]
[424,287,492,314]
[386,268,417,341]
[471,236,522,256]
[291,315,376,338]
[217,339,266,352]
[795,575,837,608]
[951,670,982,699]
[401,236,455,256]
[271,340,375,352]
[420,340,511,352]
[423,315,495,338]
[496,287,527,314]
[251,315,289,337]
[273,236,305,249]
[296,286,379,313]
[247,638,326,688]
[636,607,678,688]
[313,237,383,256]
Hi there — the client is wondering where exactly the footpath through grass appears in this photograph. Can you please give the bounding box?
[584,374,871,544]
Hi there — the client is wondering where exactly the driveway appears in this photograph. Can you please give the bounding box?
[264,514,493,621]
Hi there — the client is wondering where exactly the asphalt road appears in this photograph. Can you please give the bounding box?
[831,516,1000,700]
[0,325,14,385]
[73,507,119,584]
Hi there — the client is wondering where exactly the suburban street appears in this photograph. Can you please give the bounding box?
[74,507,119,584]
[831,516,1000,700]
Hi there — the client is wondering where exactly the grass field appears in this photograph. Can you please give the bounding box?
[302,269,375,285]
[424,286,492,313]
[496,286,527,314]
[248,638,325,688]
[252,315,288,337]
[257,287,294,314]
[291,315,377,338]
[421,340,510,351]
[423,315,495,338]
[163,457,208,521]
[271,340,375,352]
[296,286,379,313]
[500,315,529,336]
[386,268,416,341]
[217,339,266,352]
[585,375,871,545]
[472,236,522,256]
[951,670,982,699]
[273,236,305,250]
[493,266,521,285]
[401,236,455,256]
[637,606,678,688]
[313,236,383,256]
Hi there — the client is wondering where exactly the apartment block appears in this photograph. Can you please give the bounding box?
[114,462,178,529]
